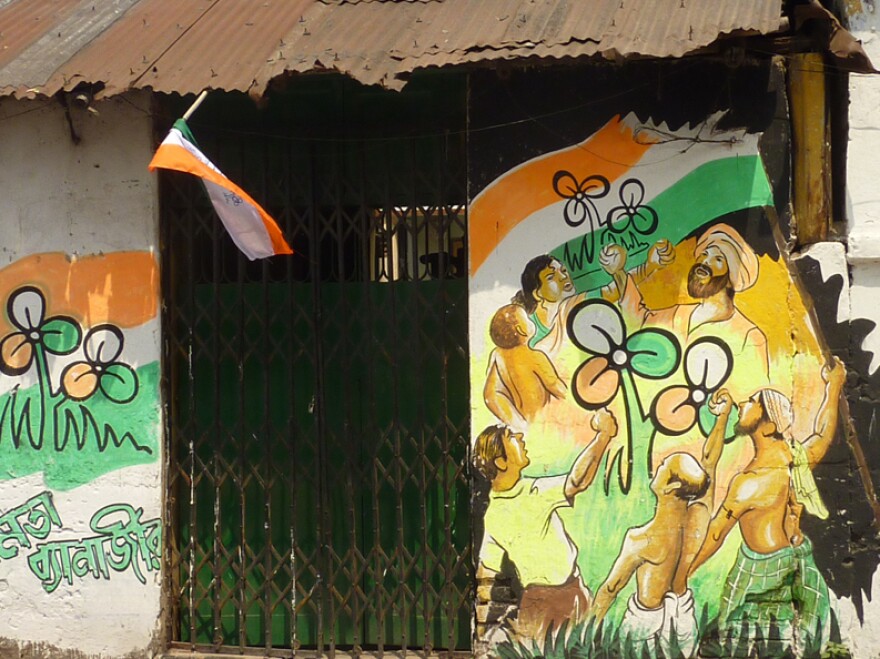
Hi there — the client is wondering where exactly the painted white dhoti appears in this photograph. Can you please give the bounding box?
[619,589,698,658]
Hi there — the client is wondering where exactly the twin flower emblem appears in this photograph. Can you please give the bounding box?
[0,287,138,404]
[553,171,659,237]
[0,287,81,375]
[568,299,732,437]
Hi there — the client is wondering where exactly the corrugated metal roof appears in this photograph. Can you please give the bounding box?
[0,0,787,98]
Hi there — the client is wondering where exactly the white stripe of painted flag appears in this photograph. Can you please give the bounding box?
[149,119,292,260]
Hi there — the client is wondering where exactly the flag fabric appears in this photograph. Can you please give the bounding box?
[149,119,292,260]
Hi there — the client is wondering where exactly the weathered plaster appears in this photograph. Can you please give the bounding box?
[794,242,850,326]
[837,567,880,659]
[0,93,163,658]
[0,94,157,259]
[0,639,154,659]
[848,7,880,281]
[823,5,880,656]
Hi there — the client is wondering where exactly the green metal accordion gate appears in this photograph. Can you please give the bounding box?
[159,76,472,656]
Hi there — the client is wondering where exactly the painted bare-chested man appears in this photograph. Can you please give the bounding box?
[688,359,845,649]
[590,389,730,656]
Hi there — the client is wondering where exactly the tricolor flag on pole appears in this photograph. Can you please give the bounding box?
[149,118,292,260]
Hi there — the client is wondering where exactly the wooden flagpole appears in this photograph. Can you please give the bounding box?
[182,90,209,121]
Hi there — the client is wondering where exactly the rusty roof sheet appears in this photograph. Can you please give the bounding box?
[0,0,787,98]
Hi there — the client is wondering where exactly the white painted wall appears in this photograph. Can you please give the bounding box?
[0,92,162,658]
[0,93,157,259]
[847,5,880,373]
[837,4,880,655]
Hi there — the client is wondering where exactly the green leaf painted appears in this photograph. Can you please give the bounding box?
[40,317,82,355]
[99,363,139,404]
[698,403,715,437]
[699,403,741,440]
[723,406,741,444]
[626,330,679,378]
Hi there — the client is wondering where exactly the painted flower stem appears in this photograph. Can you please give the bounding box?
[32,344,53,447]
[620,368,654,494]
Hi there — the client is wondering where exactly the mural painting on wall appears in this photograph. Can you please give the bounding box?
[470,115,852,658]
[0,492,160,592]
[0,252,159,489]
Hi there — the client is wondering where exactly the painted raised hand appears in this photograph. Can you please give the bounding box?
[708,388,733,418]
[647,238,675,269]
[591,407,619,438]
[822,357,846,392]
[599,243,627,276]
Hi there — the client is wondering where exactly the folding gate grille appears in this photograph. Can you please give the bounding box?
[160,80,471,656]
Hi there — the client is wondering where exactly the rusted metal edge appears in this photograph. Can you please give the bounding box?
[0,27,791,100]
[794,0,878,73]
[3,7,868,102]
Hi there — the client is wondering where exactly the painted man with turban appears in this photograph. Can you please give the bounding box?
[601,223,770,398]
[597,223,770,525]
[688,359,845,651]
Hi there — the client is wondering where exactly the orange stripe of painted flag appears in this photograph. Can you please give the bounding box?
[469,116,654,275]
[0,252,158,333]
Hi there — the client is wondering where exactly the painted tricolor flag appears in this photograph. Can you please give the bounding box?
[149,119,292,260]
[469,113,773,283]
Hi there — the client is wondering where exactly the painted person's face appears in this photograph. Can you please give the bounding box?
[687,246,730,298]
[735,393,765,435]
[501,429,530,479]
[534,260,574,304]
[650,457,672,495]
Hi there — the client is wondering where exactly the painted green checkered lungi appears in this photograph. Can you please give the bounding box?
[720,537,829,645]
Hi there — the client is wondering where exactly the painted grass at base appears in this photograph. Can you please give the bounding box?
[0,362,159,489]
[492,609,850,659]
[559,459,743,628]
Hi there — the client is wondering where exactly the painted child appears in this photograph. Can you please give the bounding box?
[590,389,730,657]
[483,304,567,429]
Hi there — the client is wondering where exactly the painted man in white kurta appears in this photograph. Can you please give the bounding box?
[474,409,618,641]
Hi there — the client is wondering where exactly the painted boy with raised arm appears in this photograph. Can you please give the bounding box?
[474,409,618,642]
[590,389,730,656]
[483,303,567,430]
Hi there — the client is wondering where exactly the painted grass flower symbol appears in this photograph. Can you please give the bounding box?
[552,170,610,229]
[651,337,733,436]
[568,299,681,494]
[568,299,680,409]
[0,286,81,376]
[61,324,139,403]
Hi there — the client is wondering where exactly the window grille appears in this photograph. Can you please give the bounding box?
[160,78,471,656]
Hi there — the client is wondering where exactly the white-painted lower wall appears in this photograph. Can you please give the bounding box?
[848,5,880,375]
[836,5,880,656]
[0,92,162,658]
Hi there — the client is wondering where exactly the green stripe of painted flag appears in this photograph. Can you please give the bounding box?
[551,155,773,291]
